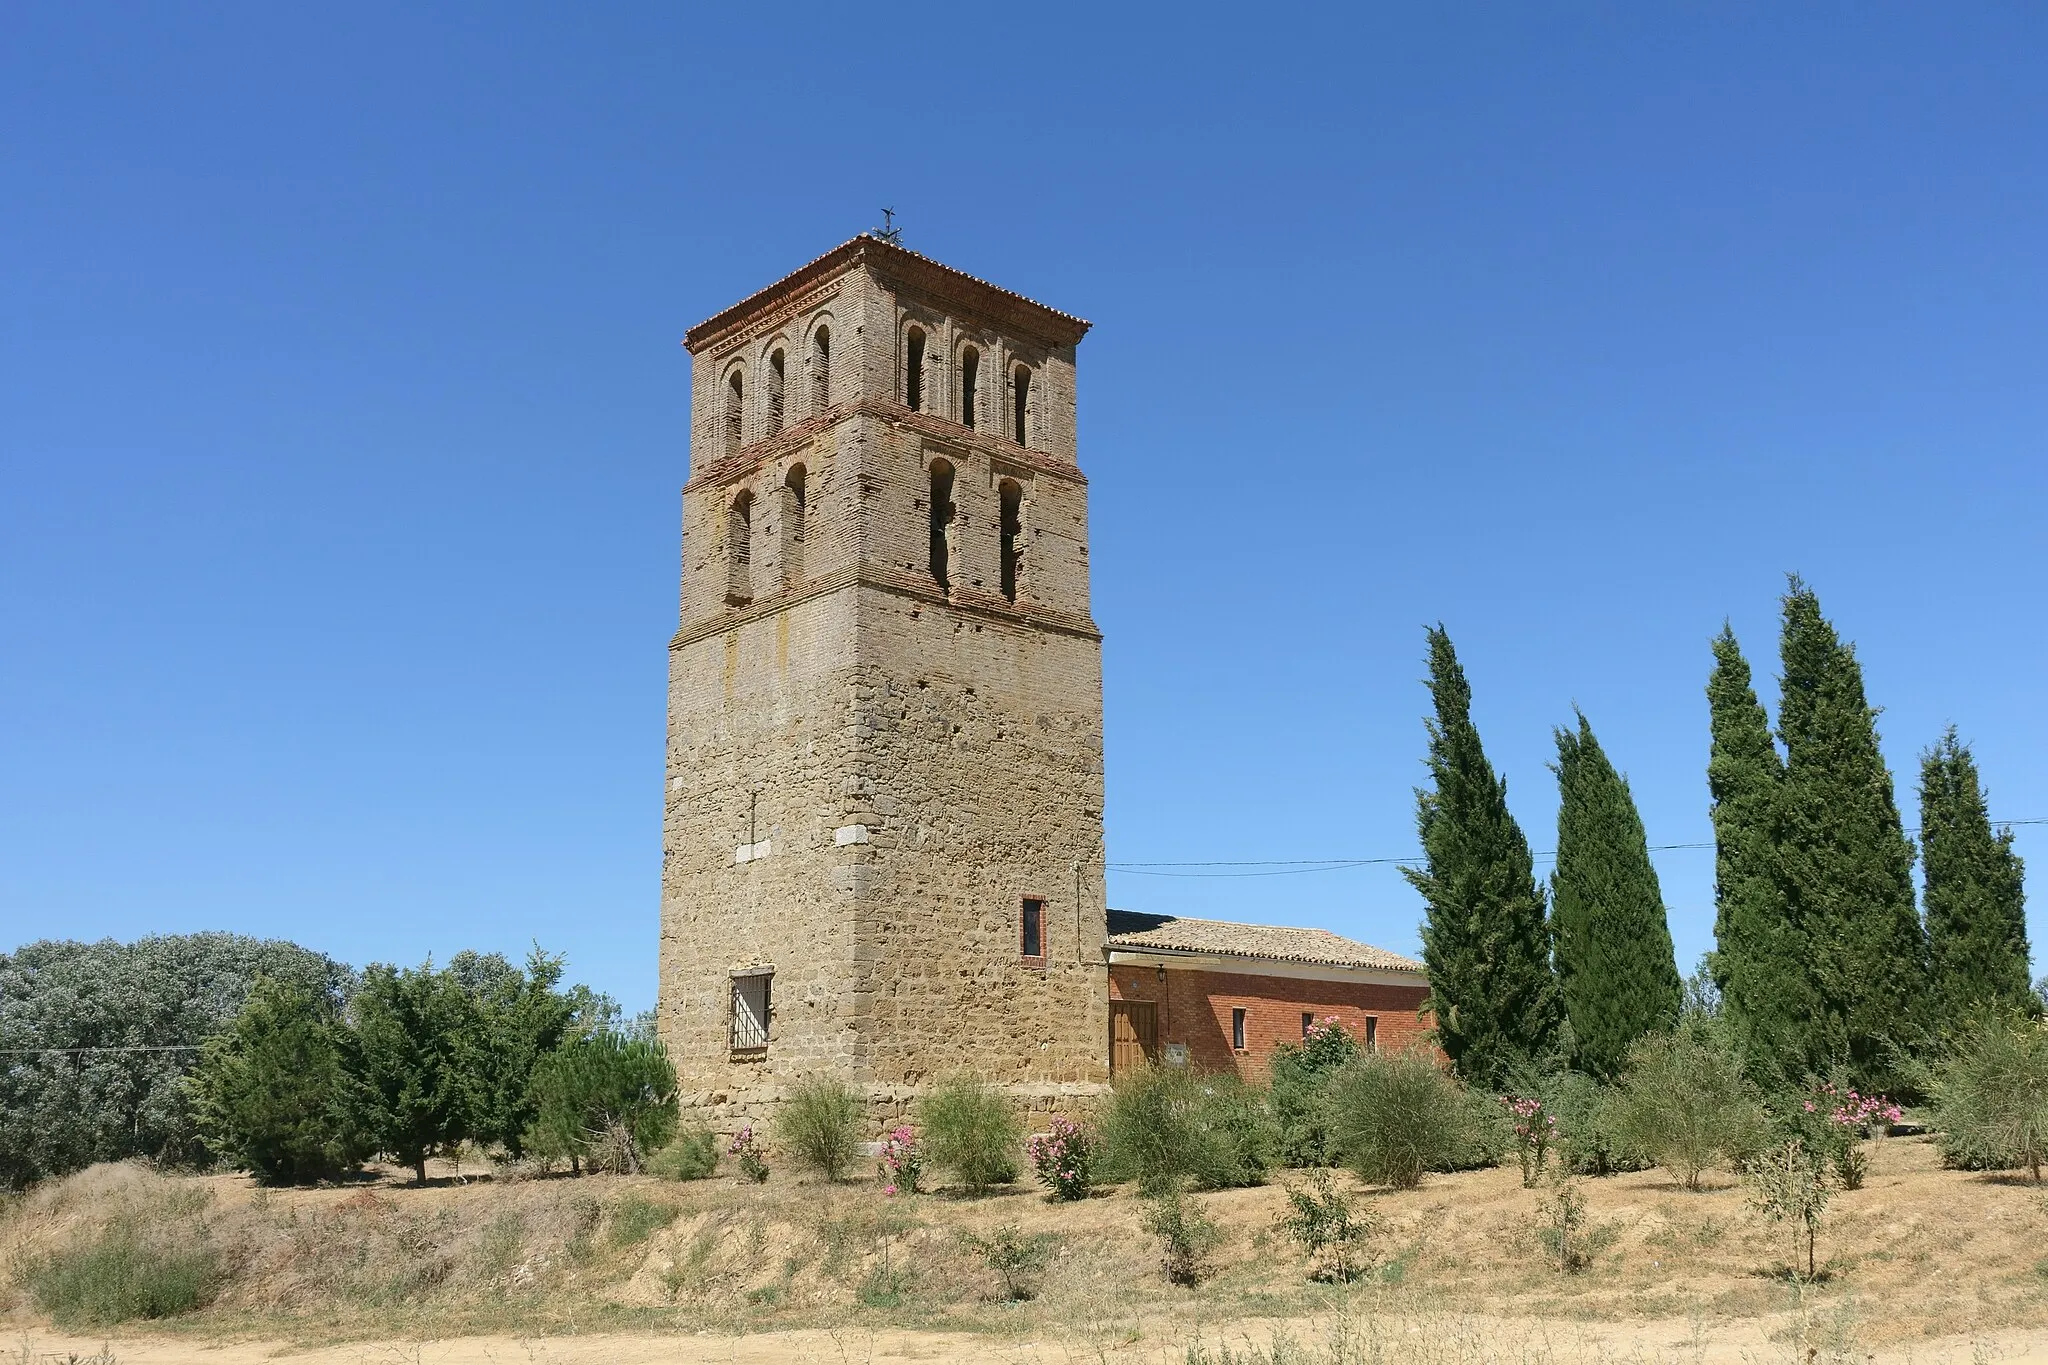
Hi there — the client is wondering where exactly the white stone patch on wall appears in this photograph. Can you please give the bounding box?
[834,823,871,846]
[733,839,773,864]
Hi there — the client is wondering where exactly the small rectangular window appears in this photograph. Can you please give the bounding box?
[1231,1007,1248,1052]
[1020,898,1044,958]
[1364,1016,1378,1052]
[731,972,771,1051]
[1302,1012,1315,1039]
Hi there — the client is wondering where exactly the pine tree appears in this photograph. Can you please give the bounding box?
[354,961,478,1183]
[1403,625,1559,1085]
[1705,625,1806,1075]
[1920,728,2031,1019]
[1549,710,1683,1080]
[1775,577,1925,1087]
[187,976,367,1184]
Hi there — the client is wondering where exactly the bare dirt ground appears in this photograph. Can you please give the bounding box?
[8,1135,2047,1363]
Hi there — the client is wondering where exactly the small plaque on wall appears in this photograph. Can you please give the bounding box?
[1162,1042,1189,1067]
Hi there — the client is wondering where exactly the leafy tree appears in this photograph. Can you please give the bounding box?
[1775,578,1925,1087]
[1403,625,1560,1084]
[1549,710,1683,1079]
[1704,626,1804,1080]
[187,976,367,1183]
[1920,729,2031,1020]
[353,961,478,1183]
[447,947,608,1155]
[0,934,353,1189]
[523,1031,679,1174]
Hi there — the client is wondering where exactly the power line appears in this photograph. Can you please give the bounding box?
[0,1045,206,1056]
[1106,819,2048,878]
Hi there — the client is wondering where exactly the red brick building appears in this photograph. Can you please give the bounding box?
[1104,909,1431,1080]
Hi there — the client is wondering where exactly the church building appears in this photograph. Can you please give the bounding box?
[658,236,1428,1124]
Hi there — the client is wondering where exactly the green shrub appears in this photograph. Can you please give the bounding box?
[1268,1017,1360,1166]
[1547,1070,1649,1175]
[606,1193,679,1248]
[918,1075,1022,1194]
[776,1077,865,1181]
[957,1223,1057,1301]
[1325,1049,1476,1189]
[1096,1066,1276,1195]
[23,1224,223,1327]
[1933,1011,2048,1181]
[186,975,367,1185]
[1608,1017,1764,1190]
[646,1126,720,1181]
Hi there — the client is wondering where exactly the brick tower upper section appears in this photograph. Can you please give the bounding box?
[661,237,1108,1114]
[675,236,1095,645]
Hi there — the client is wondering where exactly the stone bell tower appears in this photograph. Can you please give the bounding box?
[659,236,1107,1123]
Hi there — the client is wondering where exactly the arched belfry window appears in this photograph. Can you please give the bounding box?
[779,464,806,588]
[998,478,1023,603]
[927,458,954,592]
[766,348,785,434]
[810,325,831,413]
[960,346,980,430]
[724,370,745,454]
[1011,365,1032,446]
[904,327,926,412]
[725,490,754,606]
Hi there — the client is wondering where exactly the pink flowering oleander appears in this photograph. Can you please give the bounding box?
[877,1124,921,1195]
[1028,1115,1092,1201]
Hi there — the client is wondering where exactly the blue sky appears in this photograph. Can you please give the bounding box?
[4,5,2044,1013]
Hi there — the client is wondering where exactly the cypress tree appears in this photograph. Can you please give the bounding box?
[1550,709,1683,1080]
[1775,577,1925,1086]
[1920,727,2031,1019]
[1403,625,1560,1085]
[1705,625,1806,1075]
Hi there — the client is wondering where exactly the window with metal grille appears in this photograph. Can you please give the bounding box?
[1231,1007,1248,1052]
[1020,898,1044,958]
[731,972,771,1050]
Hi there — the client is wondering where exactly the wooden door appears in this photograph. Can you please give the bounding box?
[1109,1000,1158,1075]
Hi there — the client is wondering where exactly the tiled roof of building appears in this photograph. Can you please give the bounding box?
[685,234,1090,352]
[1105,909,1425,974]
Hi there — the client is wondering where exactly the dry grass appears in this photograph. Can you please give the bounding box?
[4,1135,2046,1360]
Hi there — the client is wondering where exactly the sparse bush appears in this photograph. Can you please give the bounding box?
[1277,1169,1377,1282]
[1934,1011,2048,1181]
[1608,1018,1763,1190]
[23,1223,224,1327]
[1325,1048,1476,1189]
[606,1193,679,1248]
[1026,1115,1092,1200]
[777,1076,865,1181]
[1747,1137,1832,1280]
[646,1126,719,1181]
[1097,1066,1276,1195]
[1268,1016,1359,1166]
[958,1223,1056,1301]
[1535,1171,1591,1272]
[728,1124,770,1182]
[1141,1181,1223,1286]
[918,1075,1022,1194]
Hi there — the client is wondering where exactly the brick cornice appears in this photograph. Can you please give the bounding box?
[671,567,1101,651]
[683,401,1085,494]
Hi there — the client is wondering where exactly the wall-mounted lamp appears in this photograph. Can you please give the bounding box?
[1155,964,1167,984]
